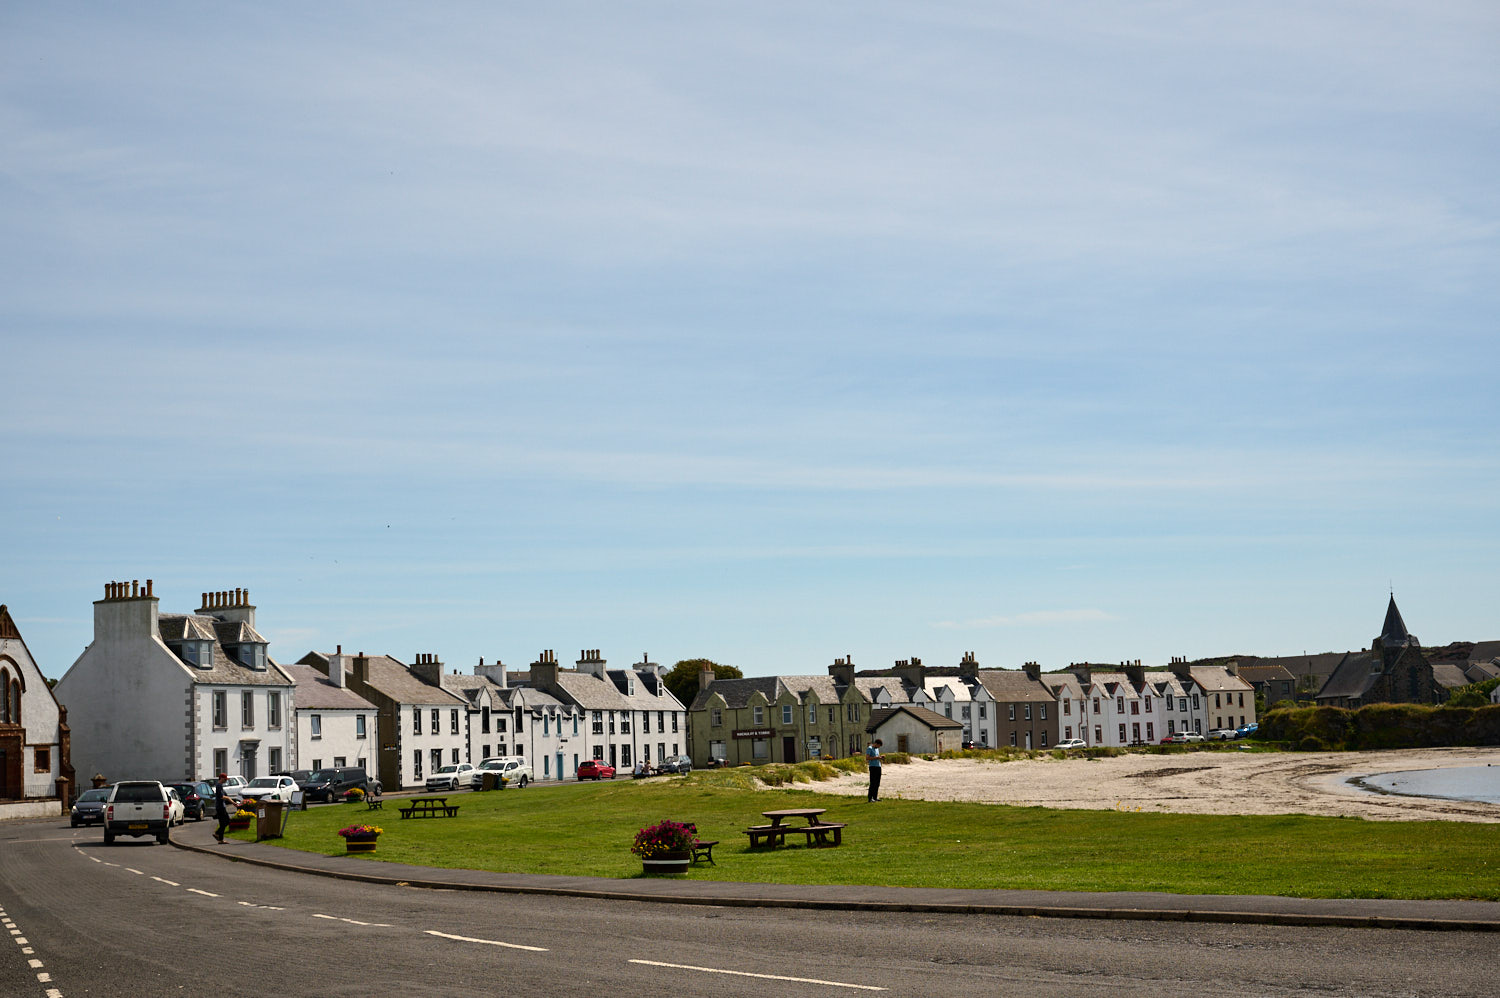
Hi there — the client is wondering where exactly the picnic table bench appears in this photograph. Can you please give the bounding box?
[691,839,718,864]
[398,796,460,819]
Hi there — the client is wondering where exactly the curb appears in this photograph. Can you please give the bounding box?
[173,836,1500,933]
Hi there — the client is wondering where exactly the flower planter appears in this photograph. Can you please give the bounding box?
[641,849,691,874]
[344,838,378,854]
[227,818,252,832]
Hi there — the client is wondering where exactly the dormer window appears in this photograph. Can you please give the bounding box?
[179,641,214,669]
[627,677,636,696]
[236,643,267,670]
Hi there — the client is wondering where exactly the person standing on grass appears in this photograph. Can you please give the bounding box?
[865,738,883,802]
[212,773,232,843]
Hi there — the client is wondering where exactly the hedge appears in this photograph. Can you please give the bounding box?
[1260,703,1500,750]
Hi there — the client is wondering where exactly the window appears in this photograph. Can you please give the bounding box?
[515,708,523,731]
[1039,704,1047,720]
[452,748,459,765]
[213,691,227,728]
[608,711,616,734]
[481,706,490,733]
[671,713,678,733]
[848,733,860,755]
[356,714,367,739]
[1093,726,1102,744]
[269,748,282,772]
[414,710,423,735]
[1180,697,1188,711]
[782,705,793,725]
[709,739,726,761]
[1093,697,1101,713]
[333,756,345,767]
[543,715,549,736]
[1146,722,1154,741]
[1143,696,1151,712]
[711,708,722,727]
[497,716,508,733]
[961,705,971,720]
[572,715,579,736]
[1118,723,1127,742]
[1040,731,1048,747]
[1116,696,1124,712]
[978,704,986,719]
[1192,694,1200,709]
[268,692,282,728]
[621,745,632,766]
[1215,693,1221,709]
[753,705,764,725]
[33,746,50,772]
[1065,725,1072,739]
[592,711,604,735]
[214,748,227,776]
[846,703,859,722]
[828,707,836,724]
[657,710,665,732]
[241,691,254,727]
[451,710,460,735]
[808,703,816,724]
[1194,719,1202,733]
[1238,693,1245,707]
[620,712,631,734]
[1130,701,1139,715]
[1023,705,1031,721]
[1009,731,1017,746]
[431,709,441,733]
[414,751,423,779]
[311,714,322,739]
[593,746,604,760]
[1131,723,1140,742]
[1008,704,1016,721]
[1064,699,1071,716]
[945,703,953,718]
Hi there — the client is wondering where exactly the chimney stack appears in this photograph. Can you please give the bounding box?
[530,650,561,692]
[894,656,926,690]
[94,578,161,643]
[828,654,855,686]
[1023,660,1041,681]
[410,652,443,687]
[698,661,716,692]
[959,651,979,678]
[328,645,347,688]
[353,652,370,688]
[1170,656,1192,680]
[475,656,510,688]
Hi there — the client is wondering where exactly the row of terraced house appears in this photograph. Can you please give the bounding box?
[686,654,1257,766]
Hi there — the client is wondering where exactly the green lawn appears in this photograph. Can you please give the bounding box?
[241,774,1500,900]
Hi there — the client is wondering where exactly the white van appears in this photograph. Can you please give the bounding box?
[472,756,532,789]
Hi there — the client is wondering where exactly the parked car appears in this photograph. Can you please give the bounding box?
[164,787,187,825]
[471,758,531,789]
[659,754,693,774]
[425,763,475,792]
[302,766,371,803]
[1235,722,1259,738]
[1055,738,1087,750]
[221,774,249,797]
[165,782,207,821]
[576,760,616,781]
[71,787,111,827]
[1179,732,1206,743]
[1207,728,1237,741]
[239,775,298,803]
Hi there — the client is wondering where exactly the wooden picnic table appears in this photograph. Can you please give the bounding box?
[747,808,847,848]
[760,808,827,827]
[398,796,460,819]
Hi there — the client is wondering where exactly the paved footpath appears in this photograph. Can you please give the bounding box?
[175,817,1500,933]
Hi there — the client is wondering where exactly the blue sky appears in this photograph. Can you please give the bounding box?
[3,3,1496,681]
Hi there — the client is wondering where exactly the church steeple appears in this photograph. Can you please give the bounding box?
[1378,594,1417,649]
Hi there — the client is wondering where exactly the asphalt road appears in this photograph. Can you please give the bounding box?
[0,817,1492,997]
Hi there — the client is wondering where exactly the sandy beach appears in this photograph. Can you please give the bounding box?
[807,746,1500,822]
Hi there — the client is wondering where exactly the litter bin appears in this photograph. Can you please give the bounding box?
[481,772,502,791]
[255,800,288,840]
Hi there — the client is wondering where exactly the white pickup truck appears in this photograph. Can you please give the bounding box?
[104,781,174,845]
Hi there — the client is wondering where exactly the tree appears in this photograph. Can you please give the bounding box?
[663,658,743,706]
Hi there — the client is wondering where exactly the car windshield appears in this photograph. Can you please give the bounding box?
[247,778,279,788]
[309,771,336,782]
[436,766,458,774]
[79,789,109,802]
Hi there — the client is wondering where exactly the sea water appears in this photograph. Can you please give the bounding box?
[1356,765,1500,804]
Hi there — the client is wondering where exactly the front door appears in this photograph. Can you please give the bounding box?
[781,736,796,764]
[896,734,909,754]
[609,745,616,768]
[556,752,563,782]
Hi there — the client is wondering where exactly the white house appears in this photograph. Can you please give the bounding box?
[284,657,378,774]
[0,603,73,816]
[56,582,295,784]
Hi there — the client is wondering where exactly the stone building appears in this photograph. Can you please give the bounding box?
[0,604,73,816]
[1316,597,1443,708]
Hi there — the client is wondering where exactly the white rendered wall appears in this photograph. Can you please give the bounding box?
[191,686,295,781]
[0,634,64,798]
[396,704,467,789]
[295,709,372,772]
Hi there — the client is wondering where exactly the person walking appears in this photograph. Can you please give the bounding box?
[865,738,883,802]
[212,773,233,843]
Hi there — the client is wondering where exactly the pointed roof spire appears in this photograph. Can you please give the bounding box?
[1380,594,1415,648]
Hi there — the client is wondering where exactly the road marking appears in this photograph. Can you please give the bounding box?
[15,938,29,945]
[238,902,286,910]
[629,959,886,991]
[46,990,62,998]
[313,914,393,927]
[86,855,101,863]
[102,862,118,868]
[124,868,144,875]
[28,959,42,968]
[425,930,547,952]
[152,877,180,886]
[23,947,35,954]
[37,972,51,982]
[187,889,219,897]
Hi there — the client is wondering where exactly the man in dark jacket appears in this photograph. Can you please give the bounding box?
[213,773,233,843]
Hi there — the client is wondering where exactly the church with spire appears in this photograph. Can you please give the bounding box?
[1314,595,1442,708]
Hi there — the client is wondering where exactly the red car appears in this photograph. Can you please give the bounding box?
[576,760,616,781]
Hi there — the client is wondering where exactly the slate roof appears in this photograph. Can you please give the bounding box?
[1188,665,1253,694]
[1315,651,1377,701]
[866,705,964,733]
[1431,662,1471,690]
[1235,663,1298,685]
[1039,673,1084,699]
[159,613,293,688]
[282,663,376,711]
[303,651,466,706]
[1381,596,1416,647]
[550,671,635,711]
[977,669,1056,703]
[690,676,782,711]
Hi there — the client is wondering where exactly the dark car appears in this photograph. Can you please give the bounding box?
[301,766,372,803]
[71,787,111,827]
[165,782,208,821]
[576,760,616,781]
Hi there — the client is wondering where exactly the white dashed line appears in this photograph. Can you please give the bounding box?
[124,868,144,875]
[46,990,63,998]
[424,930,547,952]
[28,959,42,969]
[629,959,887,991]
[312,914,392,927]
[37,972,51,983]
[187,889,219,897]
[152,877,180,886]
